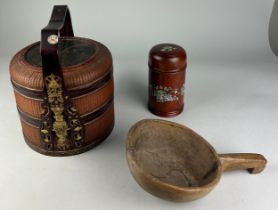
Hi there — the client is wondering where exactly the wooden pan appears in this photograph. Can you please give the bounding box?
[126,119,267,202]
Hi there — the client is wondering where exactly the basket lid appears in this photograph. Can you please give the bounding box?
[25,37,97,68]
[10,37,112,91]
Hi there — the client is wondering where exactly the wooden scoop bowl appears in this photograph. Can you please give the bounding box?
[126,119,267,202]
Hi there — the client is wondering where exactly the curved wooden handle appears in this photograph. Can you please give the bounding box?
[219,153,267,174]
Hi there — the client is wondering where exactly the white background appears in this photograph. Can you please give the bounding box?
[0,0,278,209]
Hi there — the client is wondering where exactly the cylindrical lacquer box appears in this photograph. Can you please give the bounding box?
[148,43,187,117]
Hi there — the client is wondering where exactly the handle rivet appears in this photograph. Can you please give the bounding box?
[47,34,58,45]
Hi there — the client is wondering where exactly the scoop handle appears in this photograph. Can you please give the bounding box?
[218,153,267,174]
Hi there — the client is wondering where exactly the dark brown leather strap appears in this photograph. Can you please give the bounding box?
[39,6,84,152]
[41,5,74,79]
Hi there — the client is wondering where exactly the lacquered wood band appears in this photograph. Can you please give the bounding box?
[23,120,114,156]
[17,97,114,128]
[11,69,113,100]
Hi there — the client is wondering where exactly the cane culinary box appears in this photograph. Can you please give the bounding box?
[9,5,114,156]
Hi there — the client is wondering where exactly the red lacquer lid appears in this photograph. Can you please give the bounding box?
[148,43,187,72]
